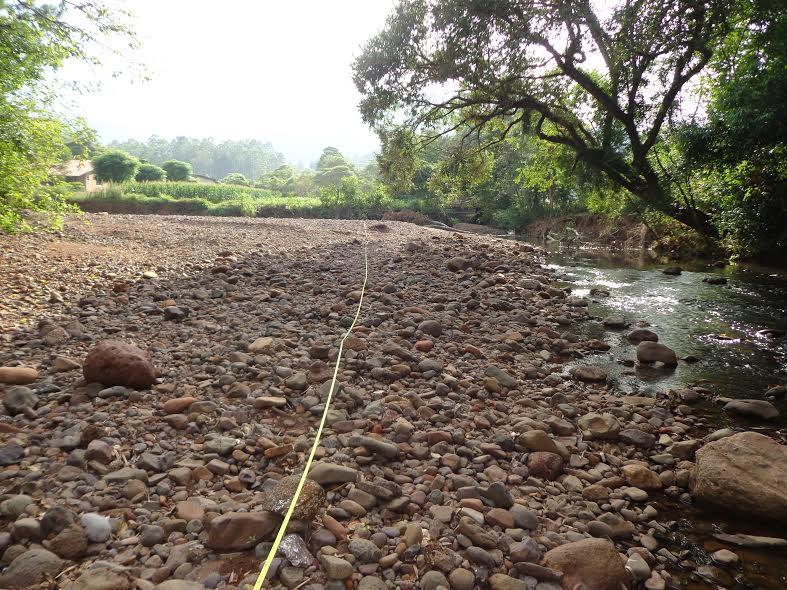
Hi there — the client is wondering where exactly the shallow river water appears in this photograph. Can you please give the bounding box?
[540,245,787,589]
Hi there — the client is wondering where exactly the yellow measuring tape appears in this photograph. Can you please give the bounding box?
[251,221,369,590]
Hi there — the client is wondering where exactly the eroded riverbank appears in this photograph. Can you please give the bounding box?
[0,215,784,590]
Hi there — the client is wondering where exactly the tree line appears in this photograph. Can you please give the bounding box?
[1,0,784,261]
[107,136,285,182]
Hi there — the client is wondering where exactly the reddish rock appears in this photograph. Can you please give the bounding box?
[415,339,434,352]
[83,340,156,389]
[542,538,627,590]
[527,452,564,480]
[162,397,197,414]
[207,511,279,551]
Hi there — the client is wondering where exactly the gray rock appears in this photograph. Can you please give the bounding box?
[320,554,353,579]
[204,435,238,455]
[448,568,475,590]
[723,399,779,420]
[348,538,382,563]
[421,570,450,590]
[619,429,656,449]
[139,524,165,547]
[2,386,37,414]
[81,513,111,542]
[0,495,33,519]
[308,462,359,485]
[485,366,517,388]
[636,341,677,366]
[0,548,63,588]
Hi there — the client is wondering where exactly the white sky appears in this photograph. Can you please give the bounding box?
[59,0,396,166]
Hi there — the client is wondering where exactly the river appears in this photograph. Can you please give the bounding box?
[540,243,787,589]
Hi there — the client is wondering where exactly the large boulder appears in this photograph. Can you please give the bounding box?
[690,432,787,525]
[83,340,156,389]
[636,341,677,366]
[542,538,627,590]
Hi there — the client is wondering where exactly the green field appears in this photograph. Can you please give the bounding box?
[66,182,431,220]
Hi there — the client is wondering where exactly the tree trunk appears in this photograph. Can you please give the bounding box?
[635,183,718,238]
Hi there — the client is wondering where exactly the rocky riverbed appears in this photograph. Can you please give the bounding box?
[0,214,785,590]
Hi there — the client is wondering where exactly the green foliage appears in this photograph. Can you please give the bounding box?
[162,160,192,181]
[92,150,140,183]
[220,172,249,186]
[135,163,167,182]
[122,181,277,203]
[314,147,355,188]
[0,1,134,232]
[109,136,285,181]
[354,0,734,235]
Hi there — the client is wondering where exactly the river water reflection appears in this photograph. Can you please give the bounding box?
[543,247,787,402]
[537,244,787,589]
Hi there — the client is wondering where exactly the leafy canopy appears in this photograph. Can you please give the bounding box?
[93,150,140,183]
[0,0,136,232]
[353,0,734,234]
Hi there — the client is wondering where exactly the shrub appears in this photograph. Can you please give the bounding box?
[161,160,192,181]
[220,173,249,186]
[135,163,167,182]
[92,150,140,183]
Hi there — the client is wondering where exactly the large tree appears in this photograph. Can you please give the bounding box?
[353,0,733,236]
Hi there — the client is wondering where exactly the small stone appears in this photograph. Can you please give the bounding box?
[622,464,663,490]
[418,320,443,337]
[320,554,353,579]
[140,524,166,547]
[636,341,678,366]
[81,513,111,542]
[711,548,739,566]
[421,570,449,590]
[723,399,779,420]
[570,366,607,382]
[2,386,37,415]
[448,568,475,590]
[348,537,382,563]
[0,548,63,588]
[51,525,88,559]
[0,367,38,385]
[207,511,279,551]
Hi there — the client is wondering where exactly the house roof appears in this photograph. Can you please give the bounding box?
[53,159,94,177]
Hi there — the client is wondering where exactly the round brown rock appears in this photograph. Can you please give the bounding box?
[265,474,327,521]
[83,340,156,389]
[542,538,627,590]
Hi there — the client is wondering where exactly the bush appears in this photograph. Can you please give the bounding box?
[162,160,192,181]
[92,150,140,183]
[135,163,166,182]
[220,173,249,186]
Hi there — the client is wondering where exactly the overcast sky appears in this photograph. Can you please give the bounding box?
[59,0,395,166]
